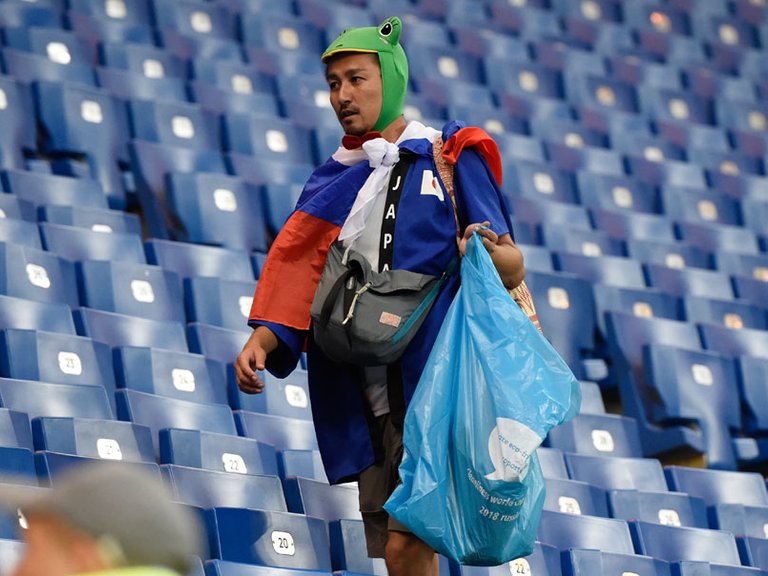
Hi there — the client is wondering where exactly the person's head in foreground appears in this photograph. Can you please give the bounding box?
[322,16,409,137]
[0,463,203,576]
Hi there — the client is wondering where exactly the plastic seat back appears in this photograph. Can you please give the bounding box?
[75,308,188,352]
[565,453,668,492]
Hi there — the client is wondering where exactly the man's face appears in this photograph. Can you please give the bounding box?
[11,514,105,576]
[326,52,383,136]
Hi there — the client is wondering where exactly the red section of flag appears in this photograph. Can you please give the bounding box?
[441,127,503,188]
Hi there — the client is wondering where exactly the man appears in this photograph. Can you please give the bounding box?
[0,463,203,576]
[235,17,524,575]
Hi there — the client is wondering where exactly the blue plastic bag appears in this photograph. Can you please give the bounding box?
[384,232,581,566]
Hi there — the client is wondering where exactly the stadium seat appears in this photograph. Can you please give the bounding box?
[114,346,228,405]
[517,244,553,273]
[542,225,625,257]
[0,378,112,421]
[235,411,318,452]
[96,67,189,103]
[407,43,484,86]
[221,113,315,165]
[738,356,768,436]
[576,173,658,214]
[0,170,107,210]
[190,57,275,94]
[329,518,388,575]
[274,445,327,481]
[732,276,768,309]
[661,187,742,227]
[152,0,236,40]
[630,521,742,567]
[146,239,254,282]
[203,561,329,576]
[454,25,530,61]
[740,198,768,237]
[0,195,34,222]
[506,161,579,204]
[260,183,303,238]
[0,77,37,171]
[67,13,154,49]
[161,464,285,511]
[737,536,768,571]
[608,489,709,529]
[77,260,185,322]
[283,476,360,521]
[188,82,277,116]
[239,13,324,57]
[546,413,643,458]
[0,1,60,28]
[116,389,237,453]
[75,308,187,352]
[0,446,38,486]
[3,27,91,68]
[0,242,78,307]
[228,369,311,421]
[543,477,610,517]
[537,511,635,555]
[563,548,671,576]
[716,253,768,281]
[565,454,668,492]
[644,264,735,301]
[592,285,682,341]
[187,323,249,366]
[626,157,707,190]
[0,408,32,450]
[32,417,154,463]
[127,100,220,152]
[0,219,42,250]
[677,221,760,257]
[626,239,712,270]
[40,222,146,264]
[68,0,152,27]
[1,47,95,86]
[710,502,768,539]
[665,466,768,507]
[159,428,278,477]
[589,209,677,242]
[35,453,162,486]
[699,324,768,360]
[605,312,705,458]
[184,277,255,332]
[554,253,647,289]
[537,447,569,480]
[0,294,75,335]
[33,81,130,208]
[683,296,767,330]
[522,270,598,379]
[99,41,185,78]
[205,507,331,571]
[164,172,267,252]
[40,205,141,236]
[295,0,374,41]
[508,197,592,245]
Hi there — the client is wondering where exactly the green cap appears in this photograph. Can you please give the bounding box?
[322,17,409,132]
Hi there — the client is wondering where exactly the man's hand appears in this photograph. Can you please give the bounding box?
[459,221,525,290]
[458,220,498,256]
[234,326,278,394]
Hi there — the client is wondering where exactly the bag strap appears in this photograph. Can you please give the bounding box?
[432,136,543,333]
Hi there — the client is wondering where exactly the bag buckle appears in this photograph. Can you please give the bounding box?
[342,281,373,325]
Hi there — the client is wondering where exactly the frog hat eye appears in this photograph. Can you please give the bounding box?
[379,21,392,36]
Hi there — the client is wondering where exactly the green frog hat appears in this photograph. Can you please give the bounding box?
[322,17,409,132]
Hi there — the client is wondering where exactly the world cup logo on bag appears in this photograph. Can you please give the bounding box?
[485,418,542,482]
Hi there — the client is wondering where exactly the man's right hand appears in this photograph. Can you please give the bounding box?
[234,326,278,394]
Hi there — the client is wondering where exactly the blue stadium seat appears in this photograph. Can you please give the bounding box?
[626,239,712,270]
[205,508,331,571]
[608,489,709,529]
[563,548,671,576]
[0,195,34,222]
[507,197,592,245]
[283,476,360,521]
[613,133,686,164]
[114,346,228,405]
[239,13,324,56]
[738,356,768,436]
[221,113,315,165]
[546,413,643,458]
[683,296,767,330]
[592,285,682,341]
[74,292,184,345]
[67,12,154,48]
[0,294,75,334]
[128,100,219,151]
[644,264,735,301]
[415,78,494,112]
[676,221,760,256]
[545,143,624,177]
[190,58,275,95]
[710,502,768,539]
[589,209,677,242]
[145,239,254,282]
[0,242,78,307]
[554,253,647,289]
[39,205,142,235]
[184,277,255,332]
[737,536,768,571]
[517,244,553,273]
[608,56,683,91]
[0,378,112,420]
[541,225,625,257]
[159,429,278,477]
[157,29,242,63]
[637,86,714,125]
[537,511,635,555]
[665,466,768,507]
[0,219,42,250]
[740,198,768,237]
[605,312,704,457]
[152,0,237,40]
[578,380,606,414]
[228,370,311,421]
[77,260,185,322]
[3,27,91,68]
[489,2,560,38]
[68,0,152,26]
[452,541,561,576]
[277,450,327,482]
[543,477,610,517]
[96,67,189,103]
[128,140,227,240]
[235,411,318,452]
[699,323,768,360]
[626,157,707,190]
[35,453,161,487]
[537,446,569,480]
[0,77,36,170]
[164,172,267,252]
[0,446,38,486]
[0,408,32,449]
[187,323,250,366]
[261,183,303,238]
[32,417,154,462]
[630,521,742,567]
[661,187,742,227]
[0,328,116,411]
[522,270,597,380]
[1,48,96,86]
[40,222,146,264]
[643,344,742,470]
[455,26,529,61]
[33,81,130,208]
[0,1,60,28]
[506,161,579,204]
[0,170,107,210]
[99,41,186,78]
[204,561,329,576]
[565,454,668,492]
[576,173,658,214]
[407,43,484,86]
[116,389,237,453]
[295,0,374,42]
[188,83,277,117]
[565,73,638,116]
[329,518,388,575]
[161,464,285,511]
[732,276,768,309]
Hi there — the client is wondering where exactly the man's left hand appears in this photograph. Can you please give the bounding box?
[459,221,498,256]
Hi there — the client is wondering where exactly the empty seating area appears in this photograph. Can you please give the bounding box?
[0,0,766,574]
